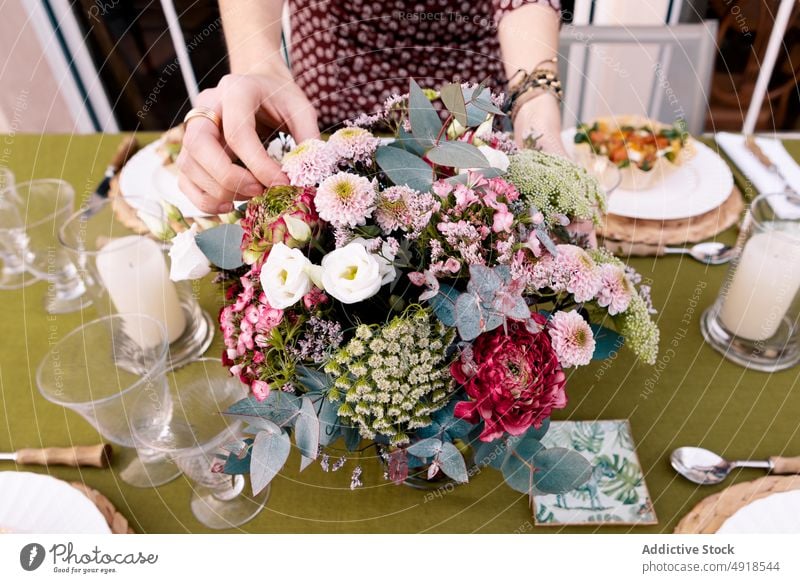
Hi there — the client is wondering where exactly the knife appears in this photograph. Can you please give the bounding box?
[744,135,798,195]
[85,135,139,214]
[0,444,112,468]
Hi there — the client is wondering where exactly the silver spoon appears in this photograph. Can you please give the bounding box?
[671,446,800,485]
[662,242,735,265]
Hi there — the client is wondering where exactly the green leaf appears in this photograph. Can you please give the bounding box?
[426,141,490,169]
[224,393,300,426]
[590,324,624,360]
[295,366,331,394]
[194,223,244,270]
[250,429,291,494]
[222,438,253,475]
[500,436,545,493]
[473,439,509,470]
[407,438,442,459]
[408,79,442,148]
[532,447,593,494]
[394,126,427,156]
[472,95,505,116]
[440,82,467,126]
[375,146,433,193]
[427,282,460,326]
[317,396,341,447]
[438,441,469,483]
[295,396,320,468]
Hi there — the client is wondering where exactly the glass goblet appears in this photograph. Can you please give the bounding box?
[0,167,39,289]
[132,358,270,529]
[6,179,88,312]
[36,313,181,487]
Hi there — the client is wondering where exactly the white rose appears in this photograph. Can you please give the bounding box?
[168,224,211,281]
[260,243,313,309]
[477,145,509,172]
[321,242,383,304]
[350,237,397,285]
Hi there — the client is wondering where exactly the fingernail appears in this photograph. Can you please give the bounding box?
[244,183,264,196]
[217,202,233,214]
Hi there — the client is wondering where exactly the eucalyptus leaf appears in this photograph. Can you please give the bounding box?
[454,292,482,341]
[194,223,244,270]
[437,441,469,483]
[501,449,534,494]
[222,438,253,475]
[250,430,291,494]
[408,79,442,147]
[532,447,593,494]
[317,396,341,447]
[439,82,468,126]
[407,438,442,459]
[342,426,362,451]
[224,393,300,427]
[472,95,506,116]
[395,126,427,156]
[426,141,490,169]
[427,282,460,326]
[295,366,332,394]
[375,146,433,193]
[473,438,510,470]
[294,396,320,464]
[590,324,625,360]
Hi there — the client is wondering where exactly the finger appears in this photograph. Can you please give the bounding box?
[220,84,289,187]
[281,98,320,143]
[177,152,239,211]
[177,173,228,215]
[186,130,263,198]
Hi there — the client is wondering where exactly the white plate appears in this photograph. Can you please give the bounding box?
[0,471,111,534]
[119,139,208,218]
[717,490,800,534]
[561,128,734,220]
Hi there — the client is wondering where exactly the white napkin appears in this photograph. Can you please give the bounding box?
[717,132,800,195]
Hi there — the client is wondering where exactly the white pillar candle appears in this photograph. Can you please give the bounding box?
[96,235,187,347]
[719,231,800,341]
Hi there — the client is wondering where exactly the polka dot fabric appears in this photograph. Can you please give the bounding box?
[288,0,560,130]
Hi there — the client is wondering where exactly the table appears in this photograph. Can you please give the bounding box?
[1,134,799,534]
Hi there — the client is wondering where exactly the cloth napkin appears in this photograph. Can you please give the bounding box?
[716,132,800,196]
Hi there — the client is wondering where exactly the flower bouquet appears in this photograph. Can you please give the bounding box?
[168,80,659,499]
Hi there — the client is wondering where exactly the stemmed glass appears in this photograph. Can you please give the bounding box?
[37,313,181,487]
[1,179,88,312]
[0,168,39,289]
[59,197,214,369]
[131,358,270,529]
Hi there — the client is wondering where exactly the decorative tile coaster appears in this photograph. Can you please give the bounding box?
[532,419,657,526]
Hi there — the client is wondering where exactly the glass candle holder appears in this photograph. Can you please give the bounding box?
[36,314,180,487]
[0,166,39,289]
[701,192,800,371]
[59,197,214,369]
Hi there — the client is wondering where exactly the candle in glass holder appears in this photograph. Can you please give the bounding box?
[95,235,187,347]
[719,230,800,341]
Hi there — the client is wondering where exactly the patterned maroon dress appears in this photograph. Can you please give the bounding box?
[287,0,561,129]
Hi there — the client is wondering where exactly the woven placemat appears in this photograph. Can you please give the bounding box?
[70,482,135,534]
[674,476,800,534]
[599,186,745,251]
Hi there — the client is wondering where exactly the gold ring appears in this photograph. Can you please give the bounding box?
[183,106,222,129]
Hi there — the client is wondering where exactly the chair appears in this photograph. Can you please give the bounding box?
[558,22,719,134]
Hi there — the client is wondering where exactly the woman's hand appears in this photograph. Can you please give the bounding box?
[512,96,568,157]
[177,70,320,214]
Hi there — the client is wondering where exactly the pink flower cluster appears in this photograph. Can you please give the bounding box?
[427,175,521,273]
[374,185,439,239]
[315,172,377,228]
[220,269,284,397]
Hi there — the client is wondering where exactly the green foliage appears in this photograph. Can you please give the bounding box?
[438,441,468,483]
[375,146,433,193]
[570,422,605,454]
[439,82,467,126]
[295,396,320,469]
[426,141,489,169]
[408,79,442,147]
[224,392,300,427]
[250,426,291,495]
[532,448,593,495]
[195,223,244,269]
[591,324,625,360]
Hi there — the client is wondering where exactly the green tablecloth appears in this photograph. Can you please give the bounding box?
[1,134,799,534]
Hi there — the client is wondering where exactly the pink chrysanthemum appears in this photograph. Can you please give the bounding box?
[531,244,601,302]
[374,185,438,238]
[548,310,596,368]
[315,172,377,228]
[597,263,633,315]
[281,139,337,187]
[327,127,380,165]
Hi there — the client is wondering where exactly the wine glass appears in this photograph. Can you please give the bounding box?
[132,358,270,529]
[3,179,89,312]
[36,313,181,487]
[0,167,39,289]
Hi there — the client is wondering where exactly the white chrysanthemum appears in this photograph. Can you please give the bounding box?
[327,127,380,165]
